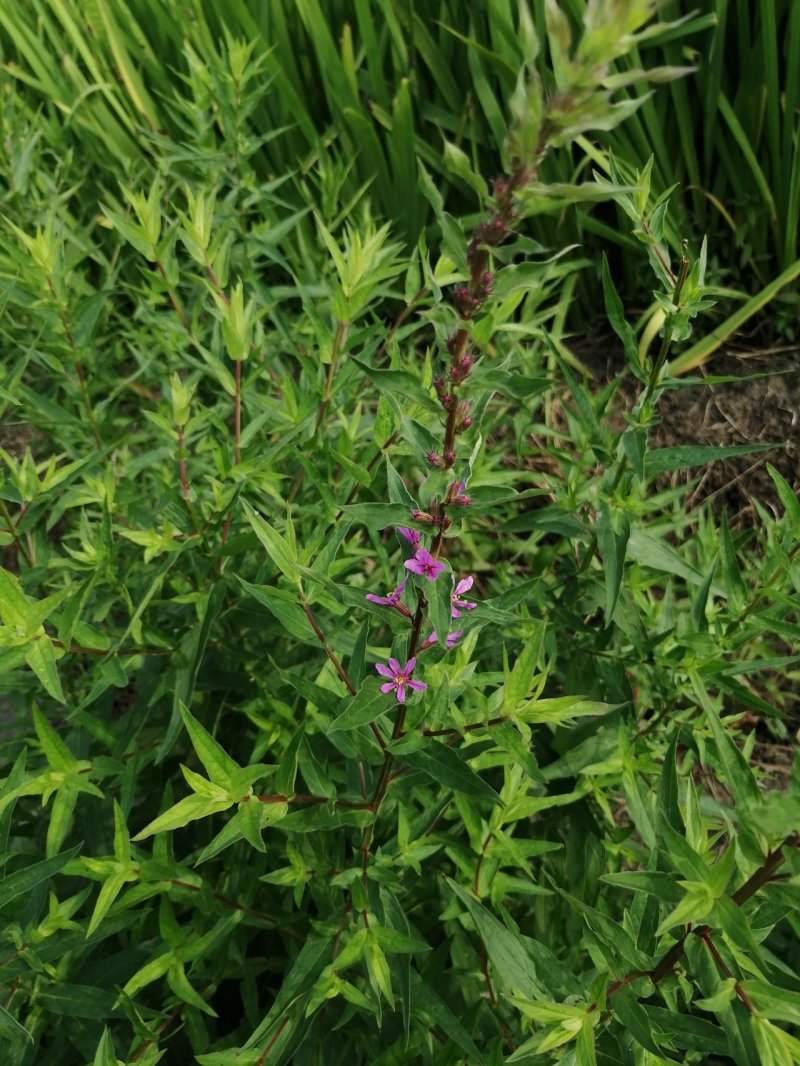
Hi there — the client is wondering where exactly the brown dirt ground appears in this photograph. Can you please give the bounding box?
[578,338,799,527]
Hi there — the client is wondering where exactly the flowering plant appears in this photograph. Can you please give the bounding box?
[0,3,797,1065]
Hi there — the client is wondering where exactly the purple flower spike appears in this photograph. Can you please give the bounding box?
[405,548,445,582]
[366,578,411,616]
[398,527,421,547]
[452,576,477,618]
[375,656,427,704]
[422,629,464,650]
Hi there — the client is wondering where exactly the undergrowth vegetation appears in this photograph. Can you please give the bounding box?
[0,2,799,1064]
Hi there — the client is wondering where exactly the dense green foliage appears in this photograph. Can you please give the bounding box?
[1,0,799,341]
[0,2,799,1064]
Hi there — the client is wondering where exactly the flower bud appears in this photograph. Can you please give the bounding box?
[443,448,456,468]
[411,509,435,524]
[450,354,473,385]
[425,451,445,469]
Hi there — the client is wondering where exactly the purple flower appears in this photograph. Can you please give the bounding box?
[421,630,464,650]
[452,576,477,618]
[398,527,421,547]
[375,656,427,703]
[405,548,445,582]
[365,577,411,616]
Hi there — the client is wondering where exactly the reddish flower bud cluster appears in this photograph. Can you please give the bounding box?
[433,376,454,410]
[450,354,473,385]
[467,215,507,261]
[410,502,451,534]
[452,285,482,318]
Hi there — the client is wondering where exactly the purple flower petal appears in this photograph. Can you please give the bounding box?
[366,593,391,605]
[454,576,474,596]
[380,681,396,695]
[375,663,394,678]
[388,658,402,676]
[395,684,406,703]
[404,656,417,674]
[407,679,428,692]
[398,527,421,546]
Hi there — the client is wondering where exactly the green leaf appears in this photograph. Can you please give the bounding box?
[502,624,546,715]
[0,566,31,629]
[133,793,233,840]
[719,509,747,611]
[0,1001,32,1043]
[370,924,430,954]
[643,1006,729,1055]
[515,696,619,725]
[0,845,81,910]
[236,578,315,642]
[645,442,779,476]
[690,673,762,810]
[179,703,241,791]
[243,937,332,1049]
[398,741,499,802]
[427,564,453,649]
[408,970,485,1064]
[328,677,392,733]
[596,506,630,621]
[341,502,415,528]
[87,868,137,937]
[742,980,800,1025]
[600,870,683,903]
[448,879,540,995]
[601,254,639,372]
[25,635,65,703]
[612,987,664,1056]
[752,1015,800,1066]
[33,704,77,771]
[241,501,299,584]
[92,1029,121,1066]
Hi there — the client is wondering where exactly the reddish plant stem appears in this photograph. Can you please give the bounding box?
[205,261,228,303]
[234,359,242,466]
[333,901,353,959]
[131,1003,183,1062]
[479,938,516,1051]
[300,592,386,752]
[698,929,755,1013]
[299,595,356,697]
[336,431,400,517]
[256,1015,291,1065]
[167,879,303,939]
[0,500,32,566]
[590,837,796,1014]
[177,423,191,507]
[474,830,493,897]
[424,714,509,738]
[155,260,190,332]
[253,793,371,810]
